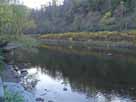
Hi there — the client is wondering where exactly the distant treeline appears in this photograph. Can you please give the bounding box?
[26,0,136,34]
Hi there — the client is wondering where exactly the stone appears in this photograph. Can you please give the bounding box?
[44,89,48,91]
[48,100,54,102]
[20,70,28,77]
[36,97,44,102]
[21,69,28,73]
[107,53,112,56]
[63,87,68,91]
[14,67,19,71]
[40,93,47,96]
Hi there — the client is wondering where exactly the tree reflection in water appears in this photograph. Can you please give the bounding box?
[14,45,136,102]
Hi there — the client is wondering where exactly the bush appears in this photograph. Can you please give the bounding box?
[14,35,39,48]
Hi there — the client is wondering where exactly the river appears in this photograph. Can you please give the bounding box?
[13,45,136,102]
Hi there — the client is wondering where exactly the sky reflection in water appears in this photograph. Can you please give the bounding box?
[14,45,136,102]
[26,67,133,102]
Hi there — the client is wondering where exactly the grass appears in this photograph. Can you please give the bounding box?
[39,31,136,42]
[4,89,24,102]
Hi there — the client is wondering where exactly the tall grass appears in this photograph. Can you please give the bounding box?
[40,31,136,42]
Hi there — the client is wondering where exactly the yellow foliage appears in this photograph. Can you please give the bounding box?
[39,31,136,42]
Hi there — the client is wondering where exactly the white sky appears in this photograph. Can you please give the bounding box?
[22,0,64,9]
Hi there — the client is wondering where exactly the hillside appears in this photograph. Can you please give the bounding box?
[29,0,136,34]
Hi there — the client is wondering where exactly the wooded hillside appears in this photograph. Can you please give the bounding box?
[28,0,136,34]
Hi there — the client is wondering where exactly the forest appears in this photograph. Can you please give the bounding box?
[1,0,136,35]
[1,0,136,102]
[29,0,136,34]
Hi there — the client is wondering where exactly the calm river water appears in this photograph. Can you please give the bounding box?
[14,45,136,102]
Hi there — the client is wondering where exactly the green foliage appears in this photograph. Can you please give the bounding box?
[101,11,114,24]
[11,5,36,35]
[0,3,38,47]
[30,0,136,33]
[4,89,24,102]
[14,35,39,48]
[0,49,4,70]
[0,5,13,35]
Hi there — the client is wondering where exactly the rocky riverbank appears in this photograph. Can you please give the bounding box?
[4,82,35,102]
[0,64,36,102]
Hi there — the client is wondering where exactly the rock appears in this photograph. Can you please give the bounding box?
[20,70,28,77]
[13,66,19,71]
[63,87,68,91]
[130,87,135,90]
[0,42,8,48]
[21,69,28,73]
[48,100,54,102]
[40,93,47,96]
[36,97,44,102]
[13,70,20,78]
[61,82,65,85]
[44,89,48,91]
[44,89,50,92]
[107,53,112,56]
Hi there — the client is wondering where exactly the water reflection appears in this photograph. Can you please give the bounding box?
[14,45,136,102]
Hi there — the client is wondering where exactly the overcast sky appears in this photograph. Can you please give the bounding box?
[22,0,64,9]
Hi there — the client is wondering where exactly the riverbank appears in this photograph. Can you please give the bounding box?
[0,42,40,102]
[1,64,36,102]
[4,82,35,102]
[2,44,136,102]
[39,31,136,49]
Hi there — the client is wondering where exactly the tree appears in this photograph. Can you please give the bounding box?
[28,0,136,33]
[0,0,37,47]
